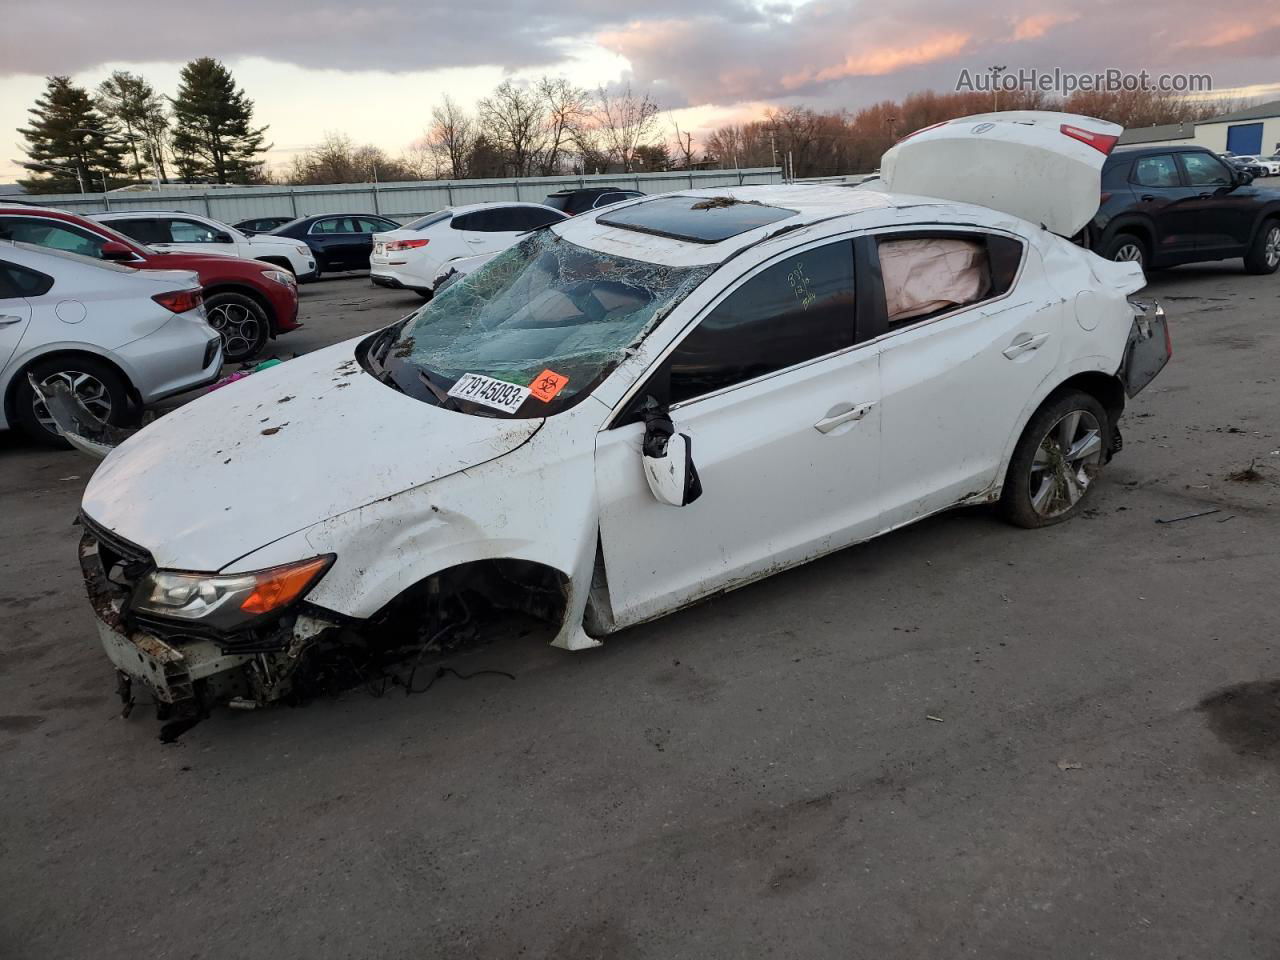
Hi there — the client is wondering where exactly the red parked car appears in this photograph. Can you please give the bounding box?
[0,205,300,362]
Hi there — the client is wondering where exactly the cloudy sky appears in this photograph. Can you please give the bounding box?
[4,0,1280,181]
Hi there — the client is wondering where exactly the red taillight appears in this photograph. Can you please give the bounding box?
[1100,192,1112,204]
[1164,317,1173,361]
[386,238,430,252]
[152,289,203,313]
[1061,123,1118,155]
[895,119,950,144]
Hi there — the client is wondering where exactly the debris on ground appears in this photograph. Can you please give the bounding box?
[926,714,945,723]
[1227,459,1265,483]
[1154,508,1221,524]
[1056,760,1084,771]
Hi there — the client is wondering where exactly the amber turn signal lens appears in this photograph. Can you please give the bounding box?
[239,556,332,615]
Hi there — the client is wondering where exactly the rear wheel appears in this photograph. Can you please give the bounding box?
[11,355,132,446]
[999,390,1110,529]
[1102,232,1148,270]
[1243,219,1280,275]
[205,291,270,363]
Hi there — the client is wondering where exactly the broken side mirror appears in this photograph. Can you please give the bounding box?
[639,396,702,507]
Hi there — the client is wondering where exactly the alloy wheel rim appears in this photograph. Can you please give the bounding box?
[1028,409,1104,519]
[1113,243,1144,264]
[1265,226,1280,269]
[32,370,112,433]
[207,303,261,359]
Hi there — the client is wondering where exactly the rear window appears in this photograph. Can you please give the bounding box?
[542,194,571,212]
[403,211,451,231]
[597,196,797,244]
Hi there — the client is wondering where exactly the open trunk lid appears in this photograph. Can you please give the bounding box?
[880,111,1123,236]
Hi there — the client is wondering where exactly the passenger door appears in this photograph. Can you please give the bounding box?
[0,260,40,371]
[1178,152,1255,254]
[594,239,882,628]
[308,217,361,270]
[870,230,1060,527]
[1128,154,1199,260]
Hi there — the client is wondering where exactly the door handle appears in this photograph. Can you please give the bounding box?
[0,314,25,326]
[1197,193,1211,199]
[1140,194,1155,202]
[1003,332,1050,360]
[814,402,876,434]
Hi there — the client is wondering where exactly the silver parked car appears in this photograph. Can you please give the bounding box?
[0,241,222,443]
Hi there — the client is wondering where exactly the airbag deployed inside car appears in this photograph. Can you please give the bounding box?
[878,238,991,324]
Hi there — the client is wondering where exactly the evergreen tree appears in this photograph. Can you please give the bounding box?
[169,58,269,183]
[97,71,170,183]
[17,76,127,194]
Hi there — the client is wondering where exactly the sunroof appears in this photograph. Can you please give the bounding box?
[596,195,797,244]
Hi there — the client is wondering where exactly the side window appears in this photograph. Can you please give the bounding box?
[357,217,395,233]
[0,260,54,298]
[661,241,856,405]
[110,218,168,245]
[0,217,108,258]
[311,218,354,235]
[876,233,1021,329]
[450,212,474,231]
[453,210,502,232]
[1132,155,1180,188]
[1180,153,1233,187]
[167,218,221,243]
[521,207,564,229]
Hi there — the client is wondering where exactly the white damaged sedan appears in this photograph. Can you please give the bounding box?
[72,113,1171,717]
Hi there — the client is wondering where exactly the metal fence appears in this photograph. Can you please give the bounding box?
[15,168,785,224]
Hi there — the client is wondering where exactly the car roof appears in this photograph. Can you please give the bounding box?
[447,201,566,215]
[545,186,639,197]
[550,183,1018,268]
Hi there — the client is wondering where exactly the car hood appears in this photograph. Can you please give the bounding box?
[80,339,543,571]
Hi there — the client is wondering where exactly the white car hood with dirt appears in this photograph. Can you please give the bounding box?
[80,340,542,571]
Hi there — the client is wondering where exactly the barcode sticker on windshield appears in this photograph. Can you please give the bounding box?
[447,373,531,413]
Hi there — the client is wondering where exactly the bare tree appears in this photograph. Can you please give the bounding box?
[478,81,546,177]
[670,115,697,170]
[428,95,476,179]
[536,76,589,175]
[593,83,660,172]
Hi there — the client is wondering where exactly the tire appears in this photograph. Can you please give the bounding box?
[1101,232,1148,270]
[11,355,133,447]
[1243,219,1280,275]
[999,389,1110,529]
[204,291,270,363]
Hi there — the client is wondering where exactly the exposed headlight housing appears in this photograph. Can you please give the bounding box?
[262,268,296,287]
[133,555,333,631]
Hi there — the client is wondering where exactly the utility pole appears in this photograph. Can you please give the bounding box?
[989,65,1008,111]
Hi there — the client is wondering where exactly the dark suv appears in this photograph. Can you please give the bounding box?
[543,187,644,216]
[1088,145,1280,274]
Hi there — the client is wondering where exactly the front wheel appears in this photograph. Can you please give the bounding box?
[205,292,270,363]
[1102,233,1148,270]
[1243,219,1280,275]
[999,390,1110,529]
[11,356,133,446]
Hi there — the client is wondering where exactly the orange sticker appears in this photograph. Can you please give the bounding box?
[529,369,569,403]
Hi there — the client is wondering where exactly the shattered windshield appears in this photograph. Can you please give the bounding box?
[382,230,712,417]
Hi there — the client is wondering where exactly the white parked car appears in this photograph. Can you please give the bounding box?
[94,211,318,281]
[68,113,1171,719]
[370,202,567,298]
[0,241,221,443]
[1232,155,1280,176]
